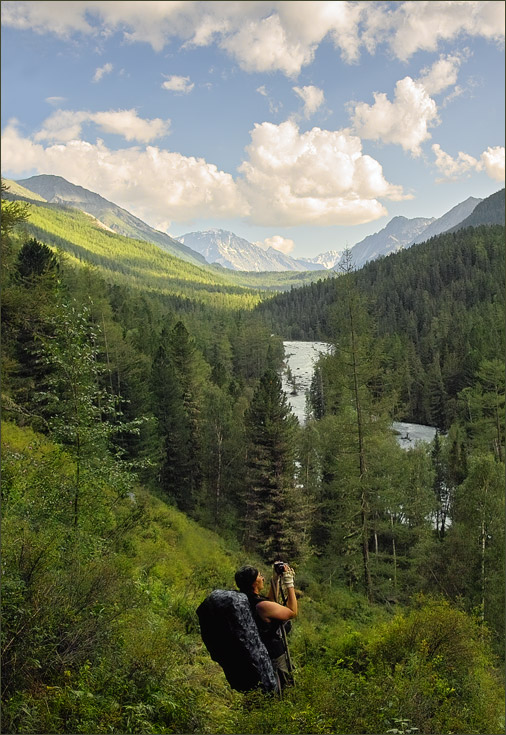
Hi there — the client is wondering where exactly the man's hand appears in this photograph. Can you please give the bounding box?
[282,565,295,589]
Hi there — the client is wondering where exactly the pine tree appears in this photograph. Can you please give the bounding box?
[243,369,310,562]
[150,332,194,512]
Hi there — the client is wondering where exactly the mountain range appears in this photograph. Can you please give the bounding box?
[12,175,207,267]
[177,229,325,272]
[4,174,504,274]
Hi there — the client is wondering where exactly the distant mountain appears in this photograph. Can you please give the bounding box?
[299,250,344,270]
[337,216,435,270]
[410,197,482,245]
[177,229,324,272]
[14,174,207,266]
[445,188,505,232]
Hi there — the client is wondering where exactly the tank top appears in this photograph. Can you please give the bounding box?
[246,592,285,659]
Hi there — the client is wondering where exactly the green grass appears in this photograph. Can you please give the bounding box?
[3,422,504,734]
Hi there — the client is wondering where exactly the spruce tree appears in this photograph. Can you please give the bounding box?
[243,369,310,562]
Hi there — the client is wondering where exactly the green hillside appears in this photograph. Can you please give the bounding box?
[3,420,503,735]
[448,187,505,231]
[3,188,326,301]
[256,224,505,428]
[2,177,47,202]
[16,174,209,266]
[20,199,266,310]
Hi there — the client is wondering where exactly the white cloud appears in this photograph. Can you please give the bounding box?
[34,110,88,142]
[417,54,462,95]
[261,235,295,255]
[2,2,503,75]
[1,120,249,228]
[432,143,505,182]
[238,120,408,226]
[92,62,113,83]
[350,76,439,156]
[293,85,324,118]
[45,96,66,106]
[91,110,170,142]
[161,75,194,94]
[2,115,409,229]
[480,146,505,182]
[362,1,505,61]
[219,2,364,76]
[432,143,479,181]
[33,109,170,143]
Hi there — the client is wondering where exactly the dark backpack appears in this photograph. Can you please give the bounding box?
[196,589,277,692]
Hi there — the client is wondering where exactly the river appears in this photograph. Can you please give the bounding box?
[281,340,437,449]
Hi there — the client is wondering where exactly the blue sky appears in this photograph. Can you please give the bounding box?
[1,1,504,259]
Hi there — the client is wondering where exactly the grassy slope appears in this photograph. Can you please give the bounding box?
[21,201,266,310]
[17,199,326,305]
[2,178,47,201]
[3,421,503,734]
[4,179,327,294]
[209,265,335,291]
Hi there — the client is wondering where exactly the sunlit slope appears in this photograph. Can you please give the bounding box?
[2,178,47,202]
[23,201,265,309]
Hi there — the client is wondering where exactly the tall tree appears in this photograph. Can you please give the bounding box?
[37,297,138,530]
[243,369,310,562]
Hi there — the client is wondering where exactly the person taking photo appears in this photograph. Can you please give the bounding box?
[235,562,296,691]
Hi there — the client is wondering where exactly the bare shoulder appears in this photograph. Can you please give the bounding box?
[256,600,296,622]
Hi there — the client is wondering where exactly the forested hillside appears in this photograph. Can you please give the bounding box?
[10,174,209,266]
[1,185,504,734]
[4,181,326,294]
[256,225,505,429]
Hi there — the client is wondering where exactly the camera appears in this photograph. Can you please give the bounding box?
[273,561,286,575]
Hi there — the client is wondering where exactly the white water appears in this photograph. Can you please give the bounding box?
[281,341,333,424]
[391,422,437,449]
[281,340,437,448]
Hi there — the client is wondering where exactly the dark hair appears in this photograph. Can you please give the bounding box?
[235,565,258,592]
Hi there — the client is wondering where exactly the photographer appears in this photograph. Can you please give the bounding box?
[235,562,297,691]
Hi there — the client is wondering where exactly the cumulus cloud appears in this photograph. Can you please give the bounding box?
[431,144,479,181]
[293,85,324,118]
[261,235,295,255]
[480,146,505,182]
[34,110,88,143]
[238,120,408,226]
[362,1,505,61]
[162,75,194,94]
[2,2,504,75]
[91,110,170,142]
[417,54,463,95]
[1,120,249,228]
[33,109,170,143]
[432,143,505,182]
[2,115,409,229]
[92,62,113,83]
[350,76,439,156]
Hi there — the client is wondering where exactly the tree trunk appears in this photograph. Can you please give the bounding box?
[391,514,398,595]
[214,427,223,527]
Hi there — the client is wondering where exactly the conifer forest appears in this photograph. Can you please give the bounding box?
[1,183,505,735]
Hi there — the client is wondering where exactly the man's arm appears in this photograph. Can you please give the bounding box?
[257,588,297,622]
[258,566,297,622]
